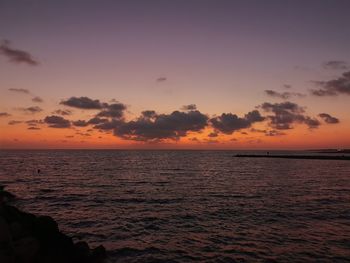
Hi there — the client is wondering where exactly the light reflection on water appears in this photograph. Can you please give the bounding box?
[0,150,350,262]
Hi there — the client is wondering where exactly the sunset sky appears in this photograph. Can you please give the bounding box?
[1,0,350,149]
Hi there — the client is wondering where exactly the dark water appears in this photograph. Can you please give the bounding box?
[1,150,350,262]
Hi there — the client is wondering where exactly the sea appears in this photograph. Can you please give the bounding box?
[0,150,350,262]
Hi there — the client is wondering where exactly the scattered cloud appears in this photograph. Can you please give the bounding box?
[52,109,72,116]
[265,130,285,136]
[8,88,30,94]
[264,90,305,100]
[283,84,292,89]
[250,128,285,136]
[114,110,208,142]
[0,112,11,117]
[156,77,167,82]
[19,106,43,114]
[44,115,71,128]
[8,120,22,125]
[210,110,264,134]
[322,60,348,70]
[260,101,320,129]
[28,127,40,130]
[26,119,44,126]
[60,96,106,109]
[208,132,218,137]
[96,103,126,118]
[318,113,339,124]
[181,104,197,111]
[0,40,39,66]
[72,120,89,127]
[310,71,350,96]
[32,96,43,103]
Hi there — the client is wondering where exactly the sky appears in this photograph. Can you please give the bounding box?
[0,0,350,149]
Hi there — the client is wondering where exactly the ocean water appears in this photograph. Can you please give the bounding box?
[0,150,350,262]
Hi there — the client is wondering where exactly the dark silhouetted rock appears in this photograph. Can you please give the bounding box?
[0,187,107,263]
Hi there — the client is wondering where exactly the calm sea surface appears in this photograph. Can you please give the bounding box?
[0,150,350,262]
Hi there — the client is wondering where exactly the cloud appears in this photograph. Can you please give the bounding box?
[60,96,106,109]
[265,130,285,136]
[8,120,22,125]
[72,120,89,127]
[52,109,72,116]
[250,128,286,136]
[264,90,305,100]
[8,88,30,94]
[96,103,126,118]
[0,40,39,66]
[260,102,320,129]
[141,110,157,118]
[44,115,71,128]
[32,96,43,103]
[0,112,11,117]
[318,113,339,124]
[208,132,218,137]
[26,119,44,126]
[60,97,127,120]
[210,110,264,134]
[181,104,197,111]
[94,119,123,130]
[87,117,109,125]
[283,84,292,89]
[28,127,40,130]
[322,60,348,70]
[114,110,208,141]
[156,77,167,82]
[19,106,43,114]
[310,71,350,96]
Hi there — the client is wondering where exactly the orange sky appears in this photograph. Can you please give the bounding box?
[1,1,350,149]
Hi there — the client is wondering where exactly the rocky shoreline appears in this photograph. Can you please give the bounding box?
[0,186,107,263]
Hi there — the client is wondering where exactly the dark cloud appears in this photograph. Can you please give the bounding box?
[44,115,71,128]
[310,71,350,96]
[26,119,44,126]
[60,97,127,120]
[76,132,91,137]
[32,96,43,103]
[283,84,292,89]
[260,102,320,129]
[60,96,106,109]
[8,120,22,125]
[265,130,285,136]
[322,60,348,70]
[96,103,126,118]
[208,132,218,137]
[0,40,39,66]
[114,110,208,141]
[87,117,109,125]
[94,119,123,130]
[181,104,197,111]
[0,112,11,117]
[19,106,43,114]
[156,77,167,82]
[28,127,40,130]
[264,90,305,100]
[72,120,89,127]
[8,88,30,94]
[210,110,264,134]
[318,113,339,124]
[52,109,72,116]
[141,110,157,118]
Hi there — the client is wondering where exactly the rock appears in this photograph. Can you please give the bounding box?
[0,188,108,263]
[13,236,40,263]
